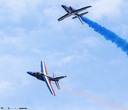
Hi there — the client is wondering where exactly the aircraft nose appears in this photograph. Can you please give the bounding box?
[27,71,33,75]
[61,5,65,8]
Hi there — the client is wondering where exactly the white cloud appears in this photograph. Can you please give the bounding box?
[0,0,124,23]
[57,55,76,66]
[0,81,15,96]
[90,0,123,19]
[0,27,28,48]
[109,59,121,65]
[0,32,24,51]
[83,36,103,48]
[0,0,43,21]
[31,48,42,54]
[0,35,22,45]
[0,55,23,77]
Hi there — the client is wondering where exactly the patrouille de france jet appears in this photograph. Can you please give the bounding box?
[58,5,92,24]
[27,61,67,96]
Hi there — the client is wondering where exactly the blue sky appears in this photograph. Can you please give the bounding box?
[0,0,128,110]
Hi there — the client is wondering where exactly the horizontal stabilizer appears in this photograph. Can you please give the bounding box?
[80,12,88,16]
[54,76,67,80]
[72,16,78,19]
[72,12,88,19]
[53,73,67,89]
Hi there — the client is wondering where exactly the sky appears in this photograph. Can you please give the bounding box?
[0,0,128,110]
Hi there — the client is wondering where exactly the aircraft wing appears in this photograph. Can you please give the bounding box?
[53,76,67,80]
[74,6,92,13]
[41,61,56,96]
[58,13,71,21]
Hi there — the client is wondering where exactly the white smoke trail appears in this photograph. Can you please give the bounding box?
[61,85,128,110]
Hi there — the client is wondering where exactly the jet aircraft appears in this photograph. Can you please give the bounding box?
[58,5,92,24]
[27,61,67,96]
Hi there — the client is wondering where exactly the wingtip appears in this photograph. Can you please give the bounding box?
[41,60,44,64]
[53,93,56,96]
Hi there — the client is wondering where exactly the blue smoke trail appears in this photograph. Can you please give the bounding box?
[81,16,128,55]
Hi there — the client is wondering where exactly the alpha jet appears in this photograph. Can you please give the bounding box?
[58,5,92,24]
[27,61,67,96]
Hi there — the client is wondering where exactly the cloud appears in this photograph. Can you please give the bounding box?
[57,55,77,66]
[109,59,121,65]
[0,0,124,23]
[0,0,43,22]
[82,36,103,48]
[89,0,123,19]
[0,81,15,96]
[0,54,32,94]
[0,35,22,45]
[0,55,23,75]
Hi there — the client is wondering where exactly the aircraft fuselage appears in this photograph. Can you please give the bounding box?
[27,71,45,81]
[27,71,58,81]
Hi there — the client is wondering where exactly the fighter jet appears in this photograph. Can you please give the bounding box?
[27,61,67,96]
[58,5,92,24]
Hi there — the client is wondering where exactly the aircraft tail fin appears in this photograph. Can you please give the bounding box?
[55,81,60,90]
[72,12,88,25]
[78,17,84,25]
[53,73,60,89]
